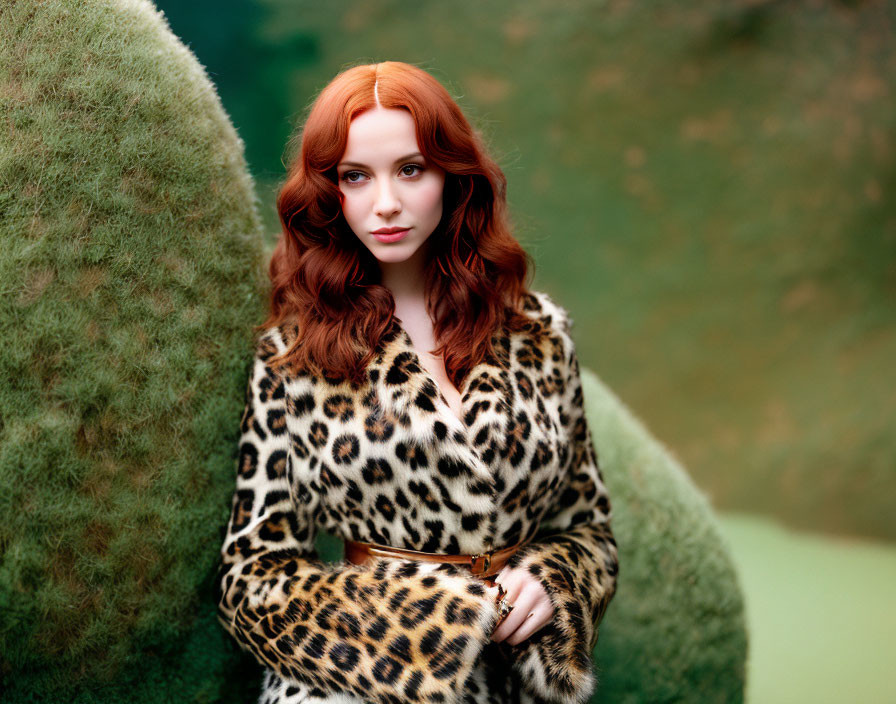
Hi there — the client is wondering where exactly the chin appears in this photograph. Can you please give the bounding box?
[372,249,418,265]
[369,240,427,263]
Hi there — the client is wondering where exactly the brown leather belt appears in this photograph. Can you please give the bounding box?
[343,538,528,580]
[344,538,528,630]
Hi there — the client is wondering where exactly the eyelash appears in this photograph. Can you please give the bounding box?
[340,163,425,184]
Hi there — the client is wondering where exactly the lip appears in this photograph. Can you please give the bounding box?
[372,226,411,234]
[371,227,410,243]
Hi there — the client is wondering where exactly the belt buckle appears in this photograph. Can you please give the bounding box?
[470,550,492,576]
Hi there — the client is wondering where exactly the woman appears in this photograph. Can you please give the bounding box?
[215,61,618,704]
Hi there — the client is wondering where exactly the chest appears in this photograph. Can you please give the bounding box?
[392,306,463,422]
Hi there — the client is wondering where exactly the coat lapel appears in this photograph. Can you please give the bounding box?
[367,318,514,479]
[365,311,564,534]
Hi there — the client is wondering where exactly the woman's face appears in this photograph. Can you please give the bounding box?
[336,107,446,267]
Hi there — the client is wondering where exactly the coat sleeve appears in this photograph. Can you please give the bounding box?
[502,304,619,704]
[214,329,501,704]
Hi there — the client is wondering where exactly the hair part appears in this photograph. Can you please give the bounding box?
[265,61,535,387]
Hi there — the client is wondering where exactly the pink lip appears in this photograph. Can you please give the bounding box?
[371,227,410,243]
[371,227,411,234]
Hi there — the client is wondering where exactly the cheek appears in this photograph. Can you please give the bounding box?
[339,191,365,225]
[416,180,444,214]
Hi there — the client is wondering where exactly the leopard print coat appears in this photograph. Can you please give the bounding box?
[215,290,619,704]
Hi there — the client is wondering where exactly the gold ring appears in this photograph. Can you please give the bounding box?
[489,581,515,629]
[498,598,515,620]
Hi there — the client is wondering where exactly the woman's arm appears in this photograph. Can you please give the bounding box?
[214,329,500,704]
[499,301,619,704]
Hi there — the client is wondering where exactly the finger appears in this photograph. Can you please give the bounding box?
[505,605,551,645]
[492,585,540,642]
[494,564,518,584]
[491,585,540,642]
[496,568,526,605]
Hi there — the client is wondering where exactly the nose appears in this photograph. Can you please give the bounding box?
[373,178,401,218]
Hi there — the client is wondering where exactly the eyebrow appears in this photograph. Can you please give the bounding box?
[337,152,424,169]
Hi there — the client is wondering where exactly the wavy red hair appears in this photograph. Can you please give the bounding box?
[263,61,536,386]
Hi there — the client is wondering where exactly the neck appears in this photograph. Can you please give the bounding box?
[379,244,428,305]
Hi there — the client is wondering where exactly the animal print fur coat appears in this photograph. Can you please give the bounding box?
[215,290,619,704]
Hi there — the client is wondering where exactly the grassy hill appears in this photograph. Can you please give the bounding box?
[719,512,896,703]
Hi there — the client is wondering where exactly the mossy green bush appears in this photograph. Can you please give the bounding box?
[0,2,746,701]
[0,1,267,700]
[586,367,748,703]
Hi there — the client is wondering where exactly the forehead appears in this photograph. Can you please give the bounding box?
[341,107,420,163]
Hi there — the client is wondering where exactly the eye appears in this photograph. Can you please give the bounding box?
[400,163,424,177]
[340,170,366,184]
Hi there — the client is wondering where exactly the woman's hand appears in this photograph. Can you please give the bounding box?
[487,565,554,645]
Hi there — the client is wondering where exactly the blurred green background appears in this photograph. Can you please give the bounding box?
[155,0,895,701]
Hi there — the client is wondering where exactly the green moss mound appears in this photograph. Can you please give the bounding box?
[0,0,267,700]
[586,368,748,702]
[0,1,747,700]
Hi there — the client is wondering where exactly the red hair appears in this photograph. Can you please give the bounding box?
[263,61,535,386]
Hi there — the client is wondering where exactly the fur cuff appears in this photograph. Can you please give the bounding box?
[504,550,599,704]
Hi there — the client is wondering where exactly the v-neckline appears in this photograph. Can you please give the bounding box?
[393,319,470,425]
[369,315,519,483]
